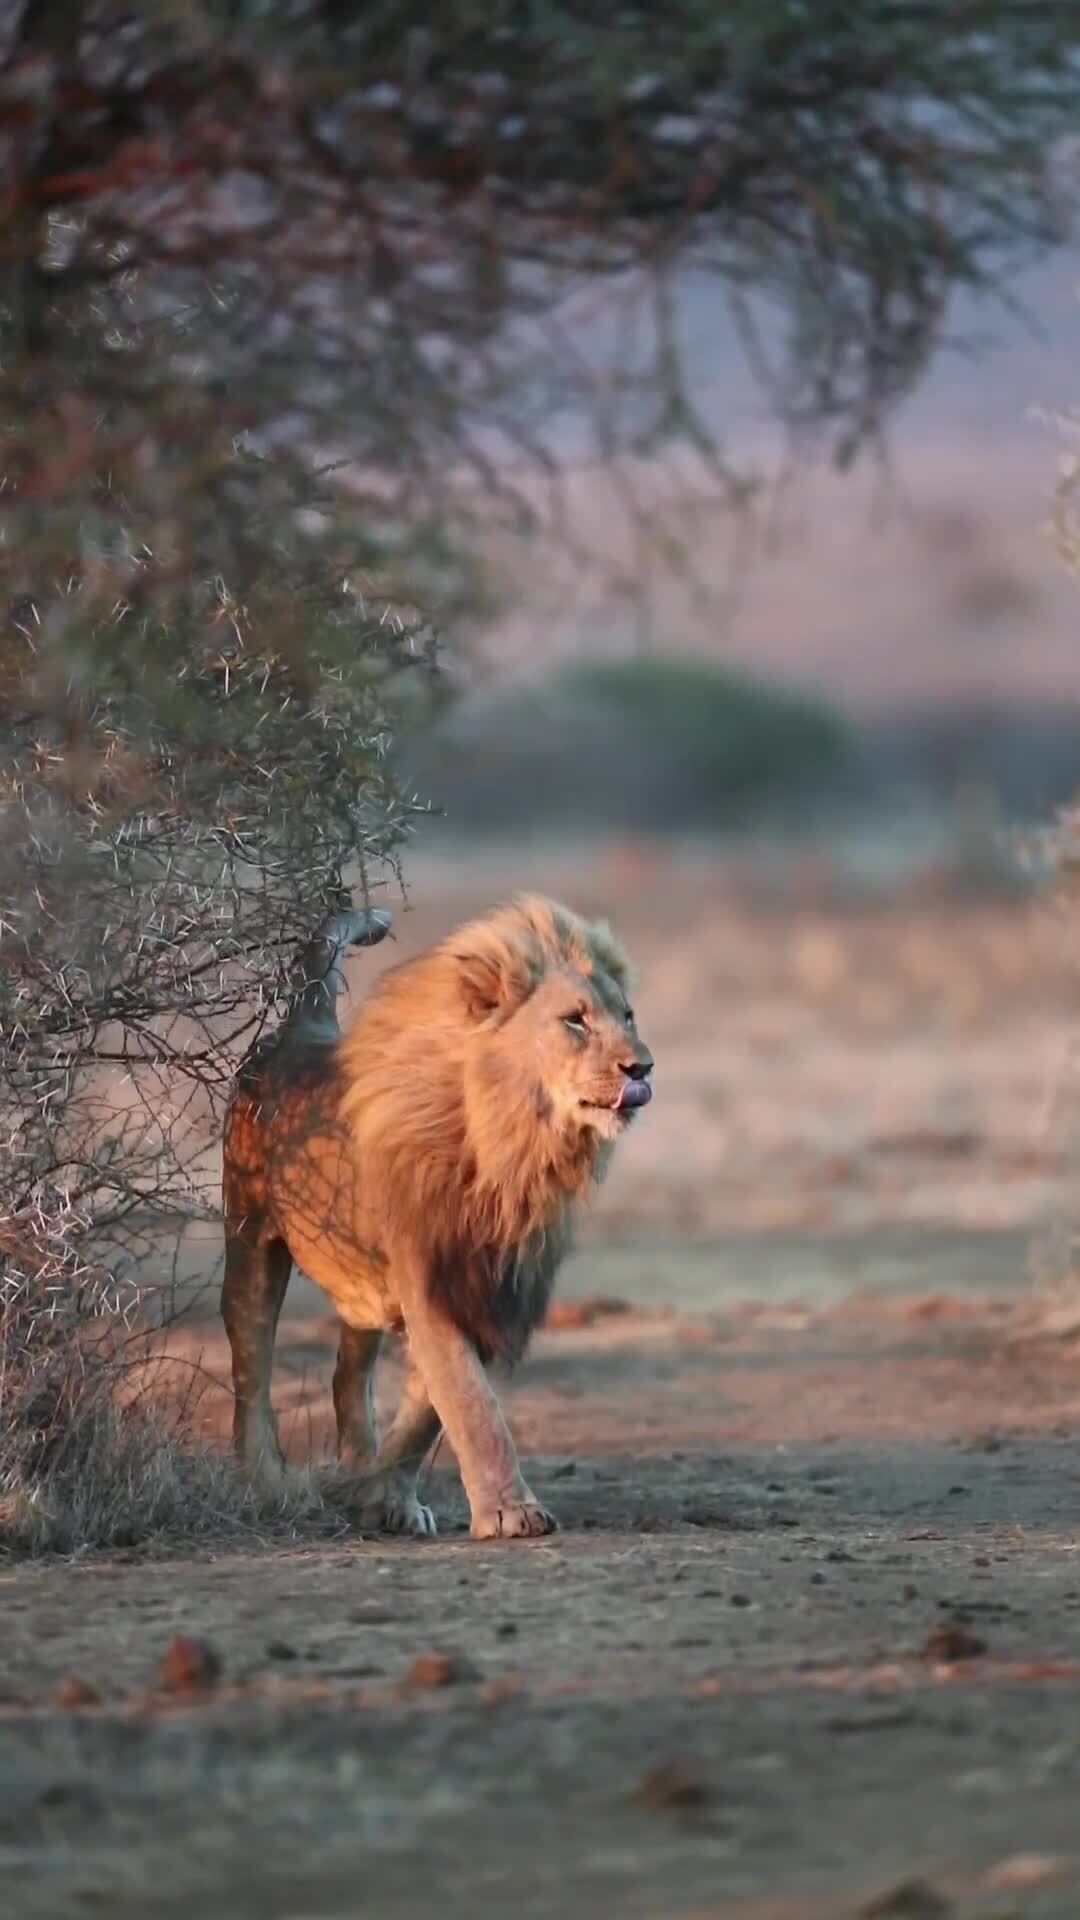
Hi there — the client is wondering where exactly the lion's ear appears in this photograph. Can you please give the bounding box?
[453,936,534,1024]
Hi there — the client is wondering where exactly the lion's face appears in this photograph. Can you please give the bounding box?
[519,967,654,1144]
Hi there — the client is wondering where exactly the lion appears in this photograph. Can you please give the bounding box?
[221,892,653,1540]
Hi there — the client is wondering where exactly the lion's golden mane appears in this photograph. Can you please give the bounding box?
[338,893,634,1361]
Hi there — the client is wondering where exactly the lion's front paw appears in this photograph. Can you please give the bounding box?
[470,1499,558,1541]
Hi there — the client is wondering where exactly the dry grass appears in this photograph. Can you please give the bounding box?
[0,1404,360,1563]
[0,1275,371,1561]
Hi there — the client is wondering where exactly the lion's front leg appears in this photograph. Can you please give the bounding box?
[399,1264,556,1542]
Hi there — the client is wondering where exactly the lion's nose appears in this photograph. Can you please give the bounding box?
[622,1053,652,1081]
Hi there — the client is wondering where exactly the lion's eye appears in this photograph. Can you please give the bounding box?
[624,1007,635,1025]
[562,1012,589,1036]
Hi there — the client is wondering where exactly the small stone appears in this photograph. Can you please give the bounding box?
[633,1763,709,1810]
[266,1639,299,1662]
[495,1621,518,1639]
[36,1782,101,1816]
[404,1651,477,1690]
[158,1635,222,1696]
[54,1674,102,1708]
[921,1621,987,1663]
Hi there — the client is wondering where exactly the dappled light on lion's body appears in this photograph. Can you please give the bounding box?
[221,893,653,1542]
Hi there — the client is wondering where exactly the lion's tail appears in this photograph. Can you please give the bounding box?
[291,905,392,1031]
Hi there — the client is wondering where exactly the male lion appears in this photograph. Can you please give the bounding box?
[221,893,653,1540]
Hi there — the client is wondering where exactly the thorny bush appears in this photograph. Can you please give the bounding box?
[0,472,436,1551]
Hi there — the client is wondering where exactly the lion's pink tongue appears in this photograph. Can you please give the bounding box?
[618,1079,652,1111]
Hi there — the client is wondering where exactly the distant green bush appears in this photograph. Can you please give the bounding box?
[409,656,854,831]
[564,659,853,818]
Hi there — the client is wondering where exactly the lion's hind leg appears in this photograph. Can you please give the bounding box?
[354,1356,442,1537]
[332,1324,382,1469]
[221,1231,292,1487]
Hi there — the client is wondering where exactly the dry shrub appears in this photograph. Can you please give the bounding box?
[0,1222,369,1558]
[0,585,433,1554]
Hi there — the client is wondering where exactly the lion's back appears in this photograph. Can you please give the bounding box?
[223,1034,347,1225]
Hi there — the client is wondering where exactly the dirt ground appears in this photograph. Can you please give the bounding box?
[7,847,1080,1919]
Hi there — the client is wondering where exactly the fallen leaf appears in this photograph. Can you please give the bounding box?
[53,1675,102,1709]
[920,1622,987,1663]
[545,1296,630,1330]
[404,1651,477,1691]
[158,1635,222,1696]
[979,1853,1072,1893]
[480,1672,525,1705]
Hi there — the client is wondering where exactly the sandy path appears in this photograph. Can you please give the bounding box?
[5,1235,1080,1919]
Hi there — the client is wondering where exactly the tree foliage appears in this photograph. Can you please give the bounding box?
[1,0,1079,1380]
[5,1,1077,472]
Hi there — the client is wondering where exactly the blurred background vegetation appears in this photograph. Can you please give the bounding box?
[5,0,1080,892]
